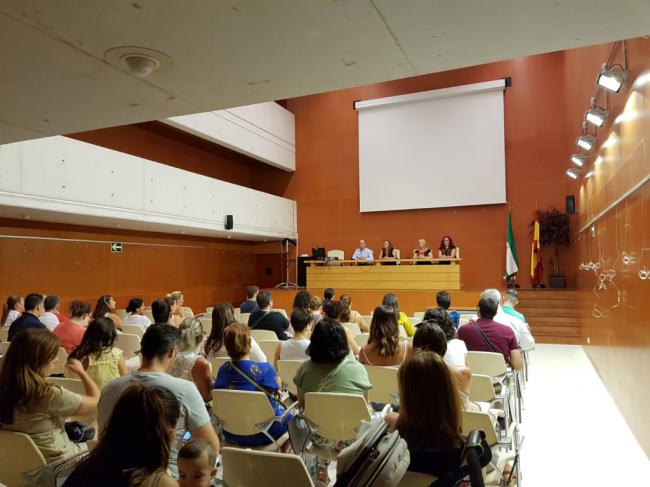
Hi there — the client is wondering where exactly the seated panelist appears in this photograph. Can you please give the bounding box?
[352,239,374,264]
[438,235,457,258]
[377,240,398,265]
[412,238,432,265]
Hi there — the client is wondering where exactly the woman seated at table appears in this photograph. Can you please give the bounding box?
[412,239,432,264]
[438,235,457,260]
[377,240,398,264]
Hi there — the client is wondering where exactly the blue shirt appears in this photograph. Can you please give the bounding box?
[214,360,291,446]
[352,248,374,261]
[502,305,525,323]
[448,310,460,329]
[239,300,258,314]
[8,313,46,341]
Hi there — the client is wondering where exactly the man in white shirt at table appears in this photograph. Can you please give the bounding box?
[352,239,374,264]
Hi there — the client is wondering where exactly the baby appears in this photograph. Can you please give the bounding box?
[178,439,218,487]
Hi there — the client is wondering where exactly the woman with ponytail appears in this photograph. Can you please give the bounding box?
[168,317,212,402]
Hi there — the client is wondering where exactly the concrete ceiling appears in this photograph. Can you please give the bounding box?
[1,0,650,144]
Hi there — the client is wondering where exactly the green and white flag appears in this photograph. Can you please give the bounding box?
[505,209,519,279]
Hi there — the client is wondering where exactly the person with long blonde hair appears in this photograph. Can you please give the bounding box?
[169,317,213,402]
[385,351,464,477]
[0,329,100,463]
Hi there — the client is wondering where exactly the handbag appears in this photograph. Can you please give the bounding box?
[64,421,95,443]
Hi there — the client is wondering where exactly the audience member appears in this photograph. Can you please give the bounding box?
[166,295,183,326]
[323,288,335,300]
[292,289,312,311]
[69,317,128,389]
[98,324,220,478]
[54,300,91,353]
[0,329,100,463]
[339,294,369,332]
[93,295,124,330]
[458,294,522,369]
[152,298,172,325]
[500,289,535,351]
[274,307,312,369]
[309,296,323,326]
[352,239,374,262]
[39,295,61,330]
[385,351,464,478]
[240,285,259,313]
[436,290,460,329]
[8,293,46,341]
[382,293,414,337]
[124,297,152,331]
[423,308,467,367]
[294,318,371,403]
[178,440,218,487]
[320,299,361,355]
[412,238,432,262]
[63,384,180,487]
[359,305,411,366]
[169,317,212,402]
[502,288,526,322]
[2,294,24,328]
[249,291,290,340]
[205,302,266,361]
[214,323,292,447]
[438,235,457,258]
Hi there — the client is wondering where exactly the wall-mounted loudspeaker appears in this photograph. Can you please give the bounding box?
[566,195,576,214]
[225,215,234,230]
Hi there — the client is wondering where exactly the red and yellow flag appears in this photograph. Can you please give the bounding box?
[531,213,543,285]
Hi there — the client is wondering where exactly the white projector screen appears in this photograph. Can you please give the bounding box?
[357,80,506,212]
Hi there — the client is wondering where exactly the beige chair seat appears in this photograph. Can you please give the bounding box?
[121,324,144,338]
[364,365,399,405]
[341,322,361,336]
[258,340,281,365]
[277,360,303,396]
[0,430,47,487]
[115,333,141,359]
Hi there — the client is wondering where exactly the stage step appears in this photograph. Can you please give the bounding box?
[516,289,583,345]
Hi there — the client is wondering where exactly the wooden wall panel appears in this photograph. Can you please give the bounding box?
[0,219,256,314]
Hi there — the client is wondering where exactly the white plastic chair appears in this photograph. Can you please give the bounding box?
[277,360,303,396]
[208,356,230,378]
[143,309,155,323]
[199,318,212,335]
[398,471,438,486]
[410,317,422,327]
[251,329,278,342]
[327,249,345,260]
[0,430,47,487]
[258,340,280,365]
[364,365,399,405]
[115,333,141,359]
[341,322,361,336]
[180,306,194,319]
[354,333,369,348]
[0,341,10,354]
[122,324,144,338]
[239,313,251,325]
[115,308,127,320]
[206,306,214,316]
[212,389,296,451]
[222,447,313,487]
[49,347,68,376]
[413,311,425,320]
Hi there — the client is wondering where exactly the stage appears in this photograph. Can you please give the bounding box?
[267,288,481,316]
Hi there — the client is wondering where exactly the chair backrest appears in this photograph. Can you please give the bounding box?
[466,351,508,378]
[258,340,280,364]
[143,309,155,322]
[398,326,407,338]
[0,430,47,486]
[304,392,372,441]
[180,306,194,319]
[277,360,303,396]
[239,312,251,325]
[0,341,10,354]
[208,356,230,378]
[398,471,438,486]
[0,327,9,342]
[468,374,496,402]
[410,317,422,327]
[393,248,401,259]
[199,318,212,335]
[122,324,144,338]
[327,249,345,260]
[353,333,369,348]
[360,315,372,325]
[461,410,498,446]
[251,329,278,342]
[364,365,399,405]
[456,247,461,259]
[341,322,361,336]
[115,308,127,320]
[413,311,425,320]
[272,308,288,318]
[49,347,68,376]
[212,389,276,436]
[206,306,214,316]
[222,447,313,487]
[115,333,141,359]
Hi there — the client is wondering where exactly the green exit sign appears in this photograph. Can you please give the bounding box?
[110,242,123,253]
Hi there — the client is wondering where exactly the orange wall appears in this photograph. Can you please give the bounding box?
[564,38,650,456]
[0,219,258,315]
[254,51,576,291]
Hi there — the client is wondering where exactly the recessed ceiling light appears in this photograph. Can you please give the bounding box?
[104,46,173,78]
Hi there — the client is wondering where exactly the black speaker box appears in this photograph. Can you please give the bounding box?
[225,214,234,230]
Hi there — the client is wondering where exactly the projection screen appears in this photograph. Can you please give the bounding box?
[356,79,507,212]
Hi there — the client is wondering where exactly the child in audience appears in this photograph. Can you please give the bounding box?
[69,317,128,389]
[178,440,218,487]
[169,317,213,402]
[273,307,312,369]
[309,296,323,325]
[124,297,152,331]
[93,295,124,330]
[436,291,460,329]
[1,294,24,327]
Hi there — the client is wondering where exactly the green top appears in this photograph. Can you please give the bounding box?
[293,359,372,396]
[502,305,526,323]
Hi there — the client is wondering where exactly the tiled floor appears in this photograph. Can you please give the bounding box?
[521,344,650,486]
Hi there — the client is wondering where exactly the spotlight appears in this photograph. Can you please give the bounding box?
[576,134,596,151]
[585,170,595,178]
[585,105,608,128]
[566,168,580,179]
[570,153,587,167]
[597,64,627,93]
